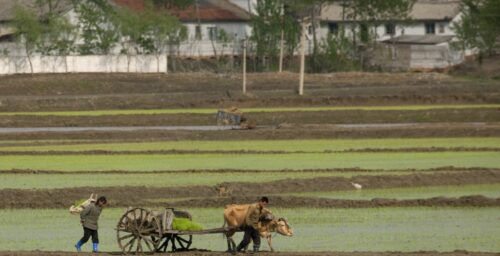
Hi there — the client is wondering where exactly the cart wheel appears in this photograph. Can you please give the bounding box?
[117,208,162,255]
[157,234,193,252]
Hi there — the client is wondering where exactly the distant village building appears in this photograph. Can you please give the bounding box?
[318,0,461,42]
[0,0,74,56]
[0,0,252,57]
[317,0,466,71]
[0,0,470,73]
[228,0,256,14]
[112,0,252,57]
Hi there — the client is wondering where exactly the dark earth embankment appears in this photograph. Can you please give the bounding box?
[1,169,498,209]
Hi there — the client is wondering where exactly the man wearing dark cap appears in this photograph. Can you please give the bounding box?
[75,196,107,253]
[236,196,269,253]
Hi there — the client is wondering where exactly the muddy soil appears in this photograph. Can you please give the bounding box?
[0,251,497,256]
[1,170,498,209]
[0,147,498,155]
[0,72,481,96]
[1,109,499,128]
[172,195,500,208]
[452,54,500,79]
[1,123,499,141]
[2,166,490,174]
[0,73,499,111]
[2,94,498,112]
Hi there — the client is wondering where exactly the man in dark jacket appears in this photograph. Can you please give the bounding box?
[236,196,269,253]
[75,196,107,253]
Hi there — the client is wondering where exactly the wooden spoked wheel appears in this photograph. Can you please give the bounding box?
[157,234,193,252]
[117,208,162,255]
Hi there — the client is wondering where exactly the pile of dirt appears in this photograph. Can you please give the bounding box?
[1,170,498,209]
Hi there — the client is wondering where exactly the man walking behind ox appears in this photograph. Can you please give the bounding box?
[236,196,269,253]
[75,196,107,253]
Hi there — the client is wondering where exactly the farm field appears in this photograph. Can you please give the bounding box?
[286,183,500,200]
[0,72,499,255]
[1,104,499,116]
[0,171,408,189]
[0,207,499,252]
[0,137,499,152]
[0,151,498,171]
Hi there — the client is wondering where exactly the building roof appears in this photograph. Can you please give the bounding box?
[320,0,461,22]
[112,0,251,22]
[383,35,455,45]
[0,0,73,22]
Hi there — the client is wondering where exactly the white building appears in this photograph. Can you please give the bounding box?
[318,0,462,43]
[0,0,252,57]
[112,0,252,57]
[316,0,467,71]
[228,0,256,14]
[0,0,75,56]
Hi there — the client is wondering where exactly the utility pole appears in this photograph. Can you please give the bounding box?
[299,20,306,96]
[278,3,285,73]
[242,39,247,94]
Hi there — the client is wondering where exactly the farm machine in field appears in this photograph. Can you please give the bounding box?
[216,107,255,129]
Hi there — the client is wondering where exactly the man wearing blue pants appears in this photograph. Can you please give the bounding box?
[75,196,107,253]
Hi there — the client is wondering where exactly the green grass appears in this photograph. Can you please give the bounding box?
[0,152,498,172]
[1,138,499,152]
[0,207,498,252]
[0,171,410,189]
[0,104,498,116]
[287,184,500,200]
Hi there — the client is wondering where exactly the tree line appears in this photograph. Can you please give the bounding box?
[9,0,500,73]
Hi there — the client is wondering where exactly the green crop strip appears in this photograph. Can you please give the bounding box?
[0,171,412,189]
[0,104,498,116]
[0,152,498,172]
[2,138,499,152]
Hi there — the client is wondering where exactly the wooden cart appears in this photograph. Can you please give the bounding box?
[116,207,237,254]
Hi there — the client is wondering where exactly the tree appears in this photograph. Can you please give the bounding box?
[113,0,188,72]
[35,0,77,57]
[72,0,119,55]
[36,14,77,58]
[343,0,415,45]
[251,0,301,71]
[139,2,187,72]
[35,0,67,18]
[12,5,42,73]
[285,0,326,71]
[453,0,500,59]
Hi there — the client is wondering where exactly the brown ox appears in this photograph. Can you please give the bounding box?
[223,204,293,252]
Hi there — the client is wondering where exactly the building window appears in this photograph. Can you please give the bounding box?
[308,25,313,35]
[385,23,395,35]
[329,23,339,35]
[207,27,218,41]
[360,24,369,43]
[438,24,445,33]
[425,23,436,34]
[195,25,202,40]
